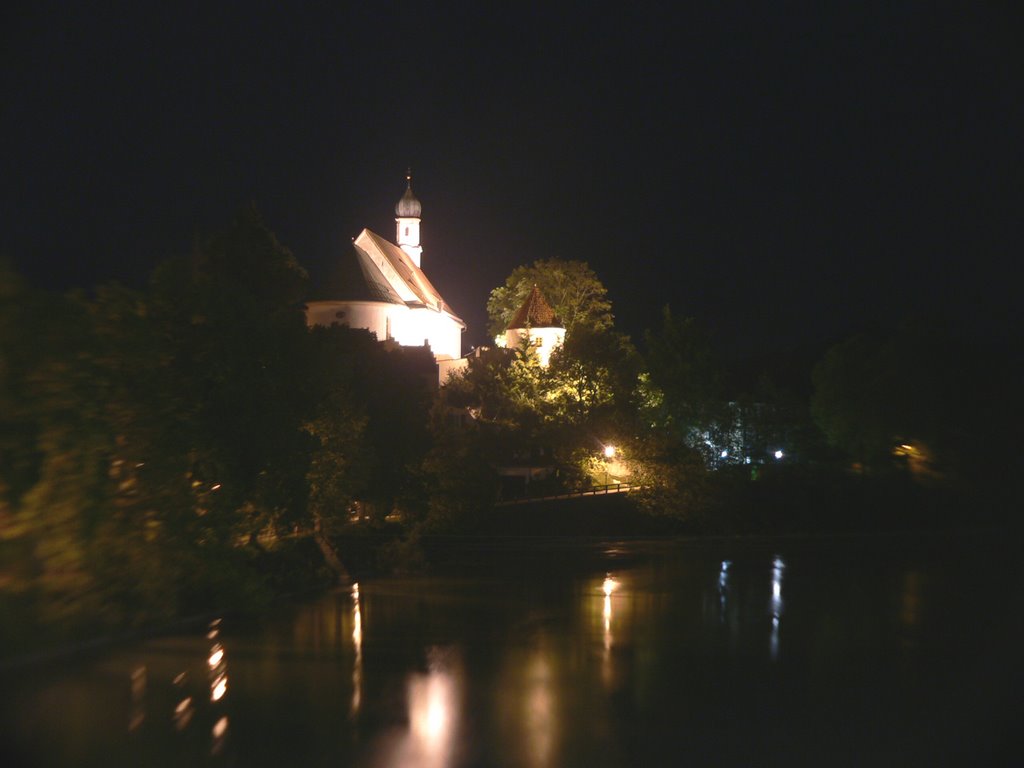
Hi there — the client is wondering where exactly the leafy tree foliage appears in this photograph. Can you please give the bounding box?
[147,206,313,541]
[545,326,642,432]
[810,333,892,467]
[0,210,396,643]
[811,316,1021,486]
[641,307,730,459]
[486,258,613,339]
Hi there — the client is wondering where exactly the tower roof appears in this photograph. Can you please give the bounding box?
[395,171,422,218]
[507,285,562,330]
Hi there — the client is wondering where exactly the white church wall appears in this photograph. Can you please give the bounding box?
[396,306,462,359]
[306,300,397,343]
[305,300,347,328]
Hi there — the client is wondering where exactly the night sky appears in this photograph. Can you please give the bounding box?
[3,2,1020,359]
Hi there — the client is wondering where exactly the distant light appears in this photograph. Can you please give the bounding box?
[604,445,616,459]
[720,449,729,458]
[774,450,784,460]
[212,716,228,739]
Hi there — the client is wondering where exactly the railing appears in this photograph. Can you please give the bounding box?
[496,483,639,506]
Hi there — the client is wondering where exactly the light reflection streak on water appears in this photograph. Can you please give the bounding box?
[211,675,227,702]
[208,644,224,668]
[207,618,229,753]
[524,650,555,768]
[719,560,731,623]
[171,671,191,731]
[394,649,458,768]
[352,582,363,717]
[173,696,193,731]
[128,665,146,732]
[601,575,616,687]
[211,716,229,755]
[603,594,612,651]
[770,556,785,660]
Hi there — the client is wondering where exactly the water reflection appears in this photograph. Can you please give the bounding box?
[524,649,556,767]
[380,647,461,768]
[172,670,191,731]
[6,537,1003,767]
[899,569,923,650]
[719,560,731,623]
[352,582,363,717]
[600,574,618,688]
[770,556,785,661]
[128,665,146,732]
[602,574,617,649]
[173,696,193,731]
[211,715,229,755]
[207,618,229,754]
[208,644,224,668]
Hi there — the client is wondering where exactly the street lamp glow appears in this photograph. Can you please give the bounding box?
[774,450,784,460]
[603,445,616,459]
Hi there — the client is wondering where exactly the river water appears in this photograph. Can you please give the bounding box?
[2,532,1020,767]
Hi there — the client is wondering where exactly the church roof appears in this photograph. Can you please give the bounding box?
[507,285,562,330]
[358,230,463,323]
[314,239,404,304]
[311,227,464,329]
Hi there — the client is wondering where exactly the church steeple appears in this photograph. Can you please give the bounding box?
[395,169,422,267]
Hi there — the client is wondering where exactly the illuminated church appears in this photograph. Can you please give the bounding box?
[305,175,469,382]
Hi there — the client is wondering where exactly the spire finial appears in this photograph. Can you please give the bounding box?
[406,166,412,185]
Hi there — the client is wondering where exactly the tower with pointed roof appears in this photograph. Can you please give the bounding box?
[504,285,565,366]
[395,170,422,267]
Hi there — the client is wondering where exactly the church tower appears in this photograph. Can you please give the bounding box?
[395,170,423,267]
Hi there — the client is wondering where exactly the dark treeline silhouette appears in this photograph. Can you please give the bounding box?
[0,209,437,655]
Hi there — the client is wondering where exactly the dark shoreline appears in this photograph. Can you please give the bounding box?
[3,470,1013,672]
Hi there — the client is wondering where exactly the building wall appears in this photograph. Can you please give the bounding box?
[505,326,565,367]
[306,299,462,361]
[306,300,394,341]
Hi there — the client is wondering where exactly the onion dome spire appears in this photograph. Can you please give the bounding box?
[395,168,422,218]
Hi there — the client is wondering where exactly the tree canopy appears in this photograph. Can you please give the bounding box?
[486,258,613,339]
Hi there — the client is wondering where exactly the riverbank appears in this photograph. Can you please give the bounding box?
[3,467,1013,670]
